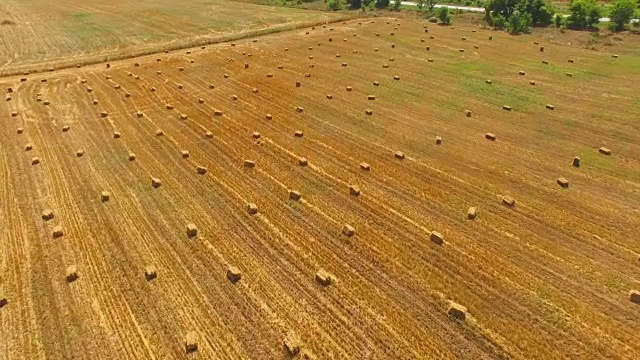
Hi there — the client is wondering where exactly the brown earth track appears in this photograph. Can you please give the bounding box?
[1,14,640,360]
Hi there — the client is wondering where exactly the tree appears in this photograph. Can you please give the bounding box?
[347,0,362,9]
[566,0,601,29]
[608,0,636,31]
[436,6,452,24]
[517,0,555,25]
[416,0,425,11]
[390,0,402,10]
[375,0,390,8]
[327,0,342,10]
[506,10,533,33]
[485,0,521,19]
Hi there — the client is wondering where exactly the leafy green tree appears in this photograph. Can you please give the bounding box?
[348,0,362,9]
[608,0,636,31]
[327,0,343,10]
[416,0,425,11]
[506,10,533,33]
[485,0,521,19]
[375,0,390,8]
[390,0,402,10]
[517,0,555,25]
[436,6,452,24]
[566,0,601,29]
[554,13,563,27]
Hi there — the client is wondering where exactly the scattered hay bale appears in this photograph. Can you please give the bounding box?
[529,80,536,85]
[394,151,405,160]
[205,131,213,138]
[150,87,156,92]
[389,58,395,62]
[542,60,549,64]
[462,36,467,40]
[41,78,47,83]
[76,149,85,157]
[156,71,162,75]
[62,125,71,132]
[294,130,304,138]
[335,54,341,58]
[349,185,361,197]
[52,226,64,238]
[342,224,355,237]
[308,55,313,59]
[209,84,216,89]
[599,147,611,155]
[6,87,13,93]
[244,63,249,69]
[373,81,380,86]
[315,270,335,287]
[278,64,284,69]
[568,59,574,63]
[5,95,11,101]
[502,196,515,207]
[214,110,223,116]
[393,75,400,80]
[113,132,121,139]
[31,157,40,165]
[557,177,569,188]
[427,58,434,62]
[128,153,136,161]
[25,144,33,151]
[465,110,472,117]
[299,157,308,166]
[151,178,162,188]
[92,99,99,105]
[227,266,242,283]
[467,207,477,220]
[100,111,108,118]
[185,332,198,353]
[572,157,580,167]
[224,73,229,78]
[144,266,157,281]
[196,166,207,175]
[612,54,619,58]
[252,132,261,139]
[367,95,376,100]
[546,104,555,110]
[17,127,24,134]
[518,70,525,76]
[165,104,173,110]
[374,48,379,52]
[136,111,144,118]
[448,302,467,320]
[435,136,442,145]
[289,190,302,201]
[186,223,198,238]
[231,95,237,100]
[246,203,258,215]
[486,133,497,141]
[459,49,465,52]
[134,62,139,67]
[114,84,121,89]
[10,110,18,117]
[539,46,544,52]
[430,231,444,245]
[346,86,353,91]
[296,81,302,87]
[326,94,333,99]
[426,46,430,51]
[20,78,27,82]
[565,72,573,77]
[502,105,512,111]
[244,160,255,168]
[284,332,302,356]
[198,98,205,104]
[182,150,190,159]
[66,265,78,282]
[267,73,274,78]
[124,92,131,98]
[485,79,492,84]
[42,209,54,221]
[284,47,289,51]
[360,162,371,171]
[630,290,640,304]
[180,114,188,120]
[295,106,304,113]
[341,62,347,67]
[252,87,259,93]
[177,84,184,90]
[101,191,111,202]
[0,295,6,308]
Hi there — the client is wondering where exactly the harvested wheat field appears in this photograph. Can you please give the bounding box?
[1,8,640,360]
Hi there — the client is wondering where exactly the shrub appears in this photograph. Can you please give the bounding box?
[436,6,452,24]
[608,0,636,32]
[348,0,362,8]
[327,0,342,10]
[517,0,555,25]
[390,0,401,10]
[554,13,563,27]
[492,14,507,28]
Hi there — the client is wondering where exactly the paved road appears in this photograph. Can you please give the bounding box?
[400,2,640,23]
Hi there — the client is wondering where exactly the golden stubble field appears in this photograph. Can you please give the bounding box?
[1,8,640,360]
